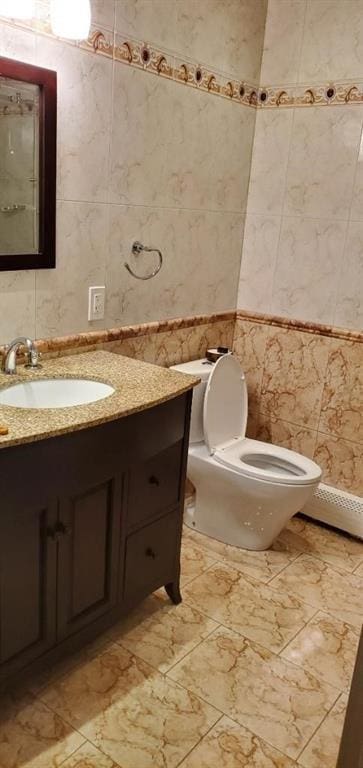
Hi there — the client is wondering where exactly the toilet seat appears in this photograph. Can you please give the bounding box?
[203,355,321,487]
[215,438,321,486]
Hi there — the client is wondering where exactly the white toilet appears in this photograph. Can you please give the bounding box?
[172,354,322,550]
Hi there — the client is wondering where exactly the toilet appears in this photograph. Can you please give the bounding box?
[172,354,322,550]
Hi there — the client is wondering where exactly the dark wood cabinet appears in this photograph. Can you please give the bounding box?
[0,500,57,678]
[57,474,123,641]
[0,391,192,684]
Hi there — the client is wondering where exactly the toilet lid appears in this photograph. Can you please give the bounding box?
[203,354,248,454]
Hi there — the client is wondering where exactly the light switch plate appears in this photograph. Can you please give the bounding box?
[88,285,105,321]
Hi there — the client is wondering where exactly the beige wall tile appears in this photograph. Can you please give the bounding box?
[260,0,306,85]
[259,328,331,429]
[36,202,107,338]
[284,108,362,219]
[115,0,177,50]
[174,0,267,81]
[299,0,363,83]
[350,126,363,221]
[271,217,346,325]
[91,0,115,30]
[37,37,113,204]
[0,271,36,345]
[314,433,363,496]
[169,86,256,212]
[334,221,363,330]
[105,206,243,328]
[247,109,294,216]
[238,214,281,313]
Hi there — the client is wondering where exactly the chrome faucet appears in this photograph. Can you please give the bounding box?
[3,336,41,375]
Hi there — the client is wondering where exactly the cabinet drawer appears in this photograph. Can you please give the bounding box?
[123,511,179,603]
[127,441,183,529]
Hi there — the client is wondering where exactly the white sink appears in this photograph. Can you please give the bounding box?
[0,378,115,409]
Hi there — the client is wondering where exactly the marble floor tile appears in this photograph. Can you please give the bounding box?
[180,536,217,586]
[28,631,116,695]
[182,525,301,583]
[270,554,363,629]
[182,563,315,653]
[180,715,296,767]
[39,643,220,768]
[0,692,84,768]
[109,590,219,672]
[280,516,363,573]
[168,627,338,759]
[281,611,360,692]
[60,741,117,767]
[298,693,348,768]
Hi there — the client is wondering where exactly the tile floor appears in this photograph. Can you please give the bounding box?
[1,515,362,768]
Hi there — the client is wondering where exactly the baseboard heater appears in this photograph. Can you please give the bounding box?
[303,483,363,540]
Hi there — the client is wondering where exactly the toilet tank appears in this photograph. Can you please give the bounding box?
[171,358,213,444]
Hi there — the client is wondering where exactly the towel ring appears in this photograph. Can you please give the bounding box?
[124,241,163,280]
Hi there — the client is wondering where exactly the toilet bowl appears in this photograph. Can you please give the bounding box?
[172,354,321,550]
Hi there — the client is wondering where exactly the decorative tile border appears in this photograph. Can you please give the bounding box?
[0,312,235,358]
[0,309,360,362]
[1,11,362,110]
[236,309,363,344]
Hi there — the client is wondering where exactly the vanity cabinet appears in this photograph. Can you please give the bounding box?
[0,391,192,684]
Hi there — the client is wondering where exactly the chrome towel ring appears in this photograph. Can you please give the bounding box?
[125,241,163,280]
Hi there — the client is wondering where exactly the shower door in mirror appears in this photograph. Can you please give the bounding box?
[0,57,56,271]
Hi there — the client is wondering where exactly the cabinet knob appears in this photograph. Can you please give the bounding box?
[145,547,157,560]
[149,475,160,487]
[57,521,71,536]
[46,521,71,540]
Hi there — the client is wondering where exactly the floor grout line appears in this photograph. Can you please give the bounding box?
[294,688,344,764]
[174,714,224,768]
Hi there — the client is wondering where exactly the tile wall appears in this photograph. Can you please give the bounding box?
[0,0,265,344]
[233,316,363,496]
[238,0,363,331]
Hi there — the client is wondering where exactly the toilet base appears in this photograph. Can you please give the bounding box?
[187,444,318,550]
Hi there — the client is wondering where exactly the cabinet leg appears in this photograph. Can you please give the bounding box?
[165,580,182,605]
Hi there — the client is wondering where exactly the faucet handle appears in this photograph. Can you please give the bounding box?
[25,347,42,369]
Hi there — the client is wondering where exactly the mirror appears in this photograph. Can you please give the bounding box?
[0,57,56,271]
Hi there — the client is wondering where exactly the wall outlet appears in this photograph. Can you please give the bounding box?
[88,286,105,321]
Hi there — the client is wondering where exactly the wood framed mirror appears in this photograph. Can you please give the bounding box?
[0,56,56,271]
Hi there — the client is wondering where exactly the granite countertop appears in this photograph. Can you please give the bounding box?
[0,350,199,450]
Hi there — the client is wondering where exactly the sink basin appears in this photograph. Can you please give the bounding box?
[0,378,115,409]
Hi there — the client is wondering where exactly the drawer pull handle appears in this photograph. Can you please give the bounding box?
[149,475,160,487]
[145,547,157,559]
[46,522,72,539]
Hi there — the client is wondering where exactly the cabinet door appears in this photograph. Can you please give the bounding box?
[0,501,57,679]
[57,474,123,640]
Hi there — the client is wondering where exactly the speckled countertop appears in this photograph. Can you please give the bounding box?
[0,351,199,450]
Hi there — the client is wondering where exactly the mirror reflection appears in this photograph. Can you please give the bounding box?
[0,76,39,256]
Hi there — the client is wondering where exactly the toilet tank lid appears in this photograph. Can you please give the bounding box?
[171,358,213,380]
[204,354,248,453]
